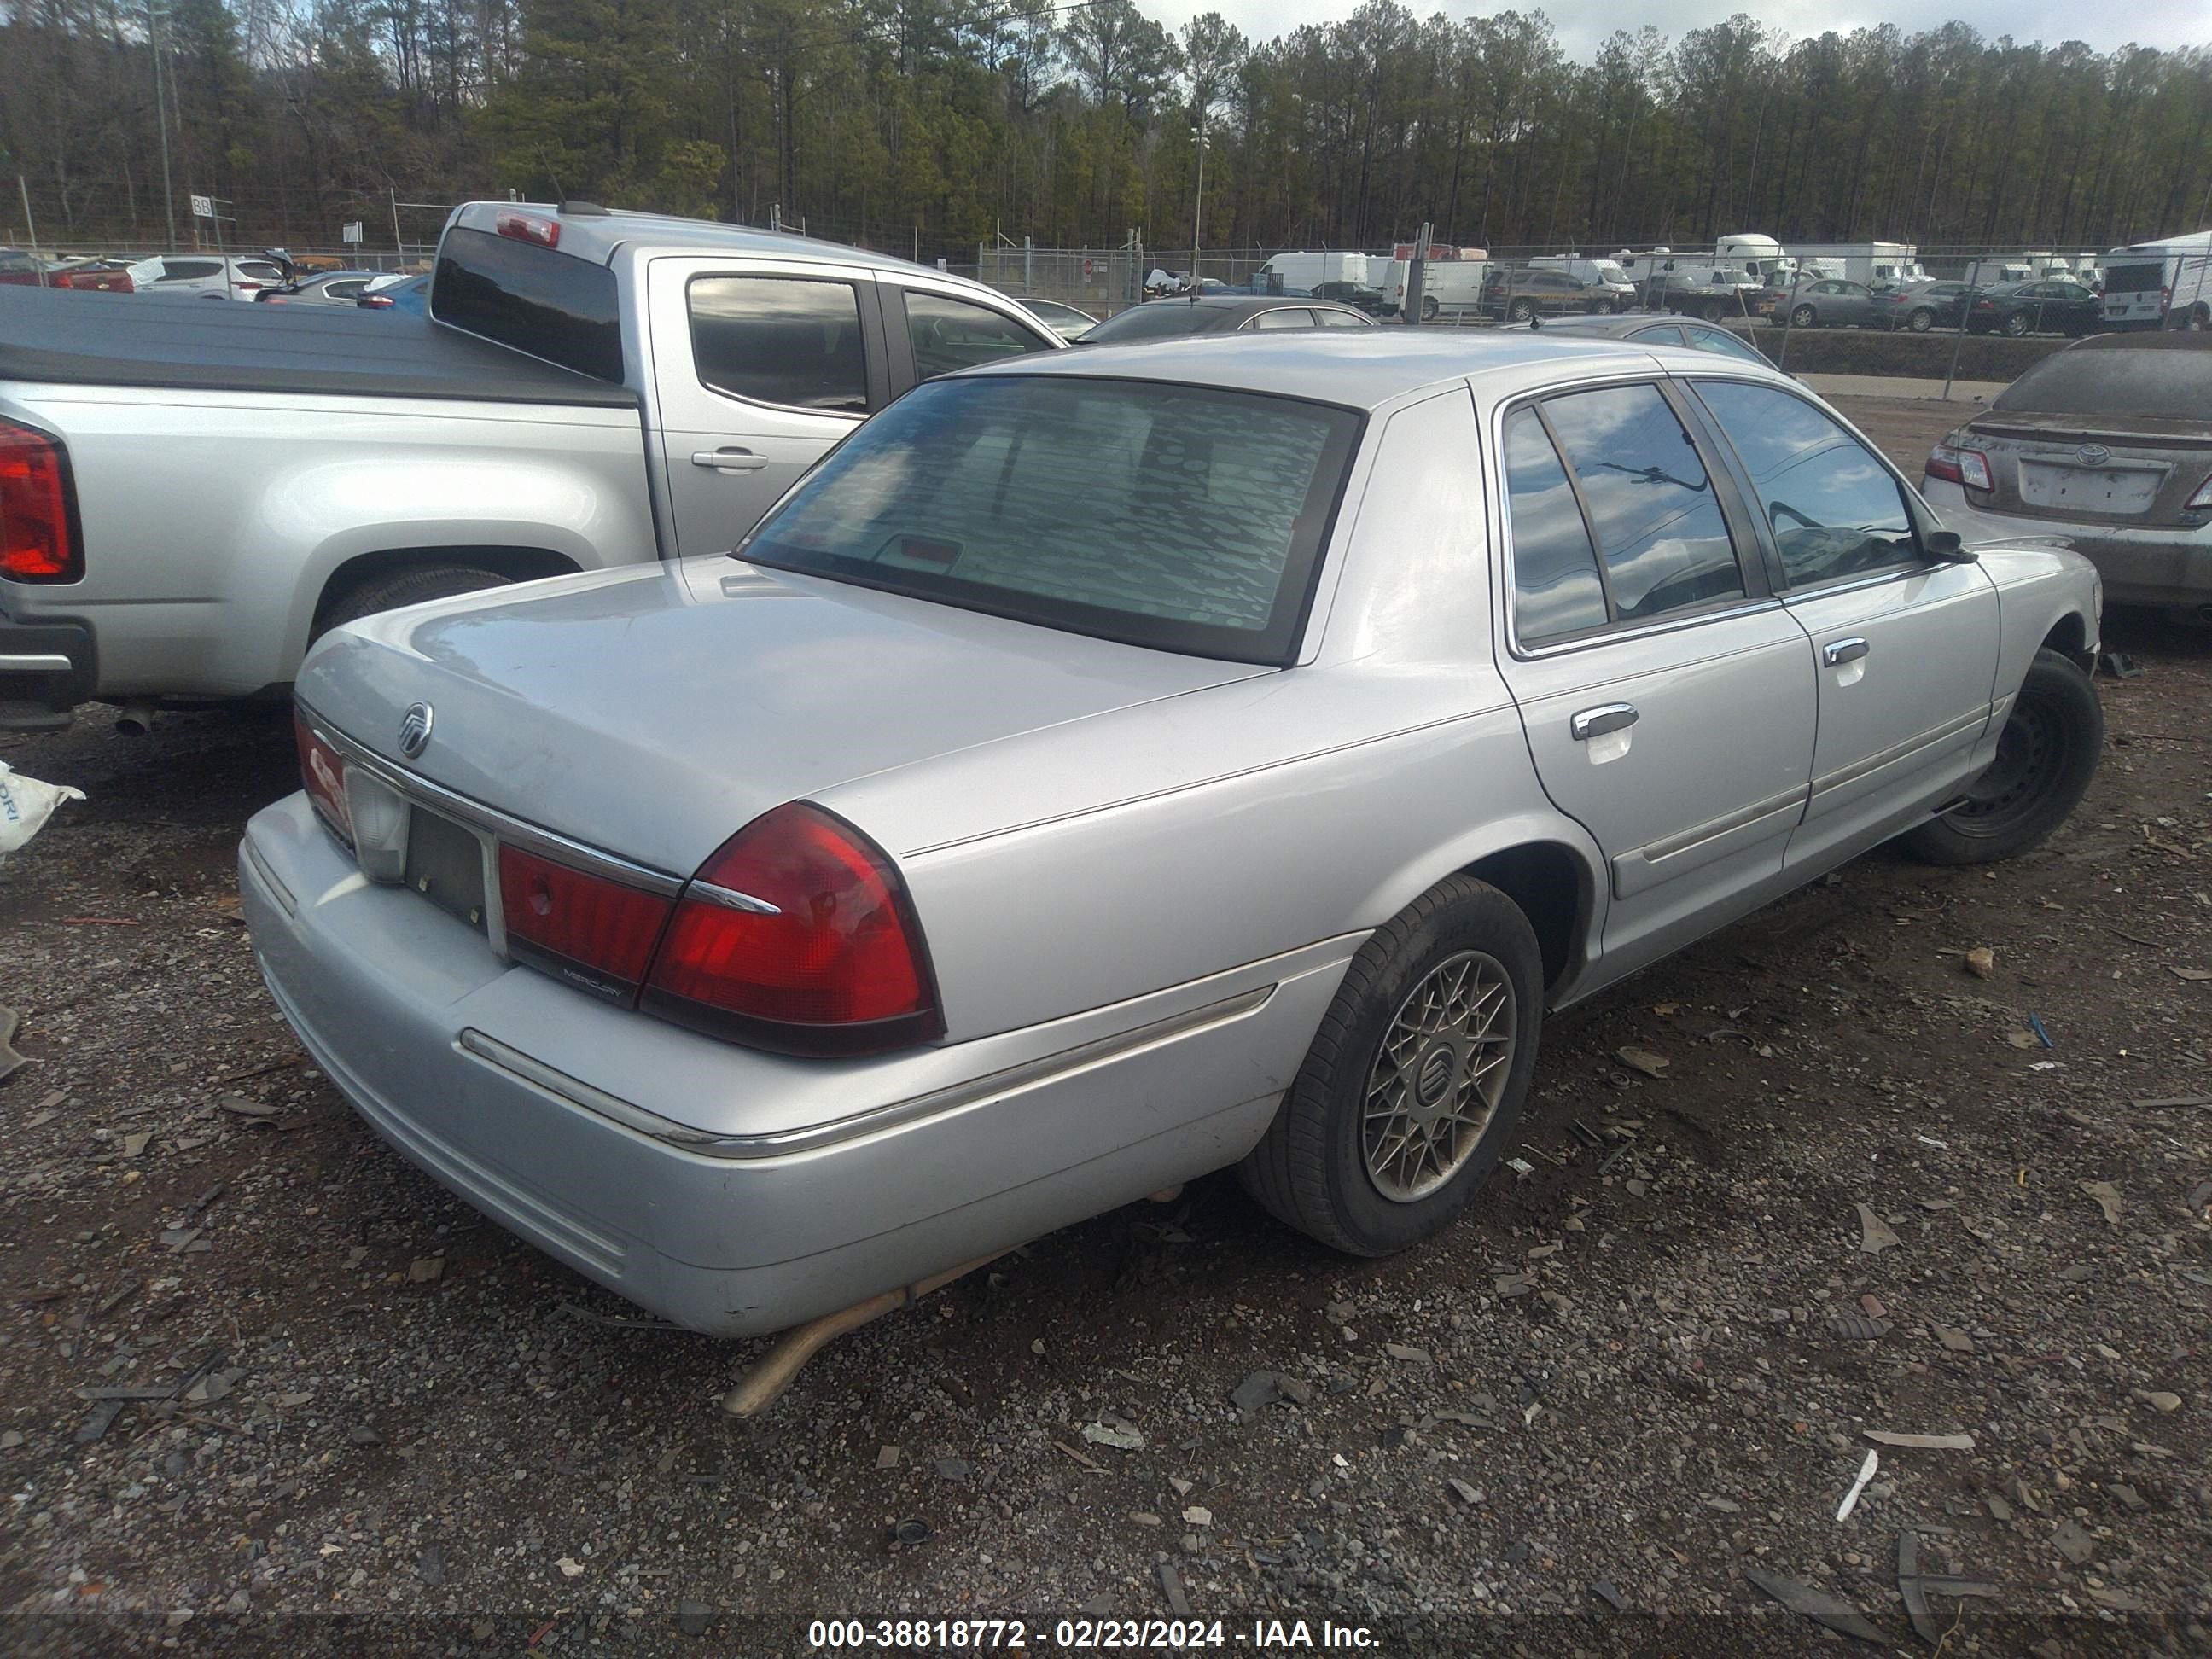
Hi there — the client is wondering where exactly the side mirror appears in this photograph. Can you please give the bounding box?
[1925,528,1975,562]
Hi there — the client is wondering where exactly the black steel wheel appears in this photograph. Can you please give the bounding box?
[1899,649,2103,864]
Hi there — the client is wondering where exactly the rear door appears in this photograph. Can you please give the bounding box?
[1688,378,1999,869]
[646,254,890,556]
[882,280,1060,388]
[1492,379,1817,976]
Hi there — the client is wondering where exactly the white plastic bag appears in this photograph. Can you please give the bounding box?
[0,761,84,853]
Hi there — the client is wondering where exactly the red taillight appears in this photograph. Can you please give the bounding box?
[642,802,940,1055]
[1926,443,1993,492]
[497,844,672,1002]
[293,709,353,844]
[496,211,560,249]
[0,419,80,583]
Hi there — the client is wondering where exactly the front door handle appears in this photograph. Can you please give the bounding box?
[1823,637,1871,667]
[691,448,769,473]
[1570,702,1639,742]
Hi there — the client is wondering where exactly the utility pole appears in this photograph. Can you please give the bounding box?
[18,177,47,286]
[1191,124,1208,287]
[151,2,177,248]
[391,185,404,256]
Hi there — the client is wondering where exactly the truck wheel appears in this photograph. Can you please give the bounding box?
[1703,300,1729,322]
[1909,308,1935,332]
[1238,876,1544,1257]
[319,563,515,637]
[1790,304,1817,329]
[1421,294,1440,321]
[1897,649,2103,866]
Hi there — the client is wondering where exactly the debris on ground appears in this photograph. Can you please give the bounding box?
[2078,1179,2122,1225]
[1963,946,1994,980]
[1614,1045,1670,1079]
[1080,1421,1144,1451]
[0,761,85,854]
[1743,1565,1887,1644]
[1854,1203,1901,1254]
[0,1008,26,1083]
[1865,1430,1976,1451]
[1230,1371,1313,1415]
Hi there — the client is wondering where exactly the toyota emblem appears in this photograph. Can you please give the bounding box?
[2077,445,2110,467]
[397,701,434,759]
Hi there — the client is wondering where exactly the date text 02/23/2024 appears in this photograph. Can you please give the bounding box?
[806,1619,1381,1650]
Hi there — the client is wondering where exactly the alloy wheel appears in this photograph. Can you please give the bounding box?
[1362,951,1517,1203]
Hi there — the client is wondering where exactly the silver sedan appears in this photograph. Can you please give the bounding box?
[243,331,2104,1338]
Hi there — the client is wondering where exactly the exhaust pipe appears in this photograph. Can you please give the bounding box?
[114,701,157,736]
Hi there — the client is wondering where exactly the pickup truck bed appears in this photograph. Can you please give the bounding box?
[0,288,637,407]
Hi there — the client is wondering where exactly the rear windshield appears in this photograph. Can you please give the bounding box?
[737,375,1361,663]
[1996,344,2212,420]
[2102,261,2165,294]
[1082,304,1231,342]
[432,224,624,381]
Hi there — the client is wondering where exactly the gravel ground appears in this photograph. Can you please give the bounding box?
[2,397,2207,1657]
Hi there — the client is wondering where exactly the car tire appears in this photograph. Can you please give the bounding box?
[1421,294,1440,322]
[1897,649,2103,866]
[1591,298,1615,315]
[2002,311,2031,337]
[1507,298,1535,323]
[1909,308,1935,332]
[1238,876,1545,1257]
[1790,304,1816,329]
[318,562,516,637]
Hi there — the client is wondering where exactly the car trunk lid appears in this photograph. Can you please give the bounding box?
[1963,410,2212,528]
[299,558,1272,878]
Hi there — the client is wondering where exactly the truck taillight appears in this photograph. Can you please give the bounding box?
[497,844,672,1003]
[293,710,353,844]
[496,211,560,249]
[0,419,81,583]
[641,802,942,1056]
[1926,443,1993,492]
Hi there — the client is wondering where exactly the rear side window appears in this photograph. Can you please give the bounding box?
[1995,344,2211,420]
[739,375,1359,664]
[903,290,1049,380]
[432,224,624,382]
[1685,326,1765,364]
[690,276,869,413]
[1317,308,1369,329]
[1540,385,1744,621]
[1693,382,1914,587]
[238,262,285,282]
[159,260,218,281]
[1502,409,1609,643]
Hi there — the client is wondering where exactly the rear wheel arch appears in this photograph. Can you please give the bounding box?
[311,545,580,641]
[1453,840,1593,997]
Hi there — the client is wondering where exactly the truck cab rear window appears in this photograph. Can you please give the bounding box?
[432,226,624,382]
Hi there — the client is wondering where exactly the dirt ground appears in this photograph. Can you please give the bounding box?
[2,395,2207,1657]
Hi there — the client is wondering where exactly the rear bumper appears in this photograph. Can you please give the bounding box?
[0,608,94,730]
[241,791,1351,1336]
[1921,482,2212,608]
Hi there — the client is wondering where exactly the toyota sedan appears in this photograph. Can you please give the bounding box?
[244,332,2104,1338]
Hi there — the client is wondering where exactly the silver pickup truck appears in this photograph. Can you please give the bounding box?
[0,201,1062,731]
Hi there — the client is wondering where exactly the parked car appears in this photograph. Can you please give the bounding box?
[126,253,294,299]
[1878,281,1975,333]
[0,201,1062,731]
[1481,267,1629,321]
[1923,333,2211,615]
[1778,277,1885,329]
[1079,296,1377,341]
[243,330,2103,1341]
[257,269,387,306]
[0,248,41,285]
[1313,280,1393,317]
[0,255,142,293]
[1537,312,1773,364]
[1640,270,1764,323]
[1015,297,1099,341]
[1965,279,2103,338]
[357,273,429,316]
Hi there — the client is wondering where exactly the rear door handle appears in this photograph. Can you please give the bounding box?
[691,448,769,473]
[1823,637,1871,667]
[1570,702,1638,741]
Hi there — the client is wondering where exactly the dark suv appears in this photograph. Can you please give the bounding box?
[1482,268,1622,322]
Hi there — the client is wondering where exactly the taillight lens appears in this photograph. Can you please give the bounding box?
[497,844,672,1003]
[496,211,559,248]
[293,710,353,844]
[2186,473,2212,510]
[642,802,941,1055]
[1926,444,1993,492]
[0,419,81,582]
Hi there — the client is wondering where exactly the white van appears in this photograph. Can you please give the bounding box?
[1253,251,1369,293]
[2101,231,2212,329]
[1381,257,1489,319]
[1528,255,1636,297]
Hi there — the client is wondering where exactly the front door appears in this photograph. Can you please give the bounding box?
[647,255,891,556]
[1492,381,1818,979]
[1686,379,2000,870]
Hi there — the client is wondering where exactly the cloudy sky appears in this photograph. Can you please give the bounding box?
[1137,0,2209,63]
